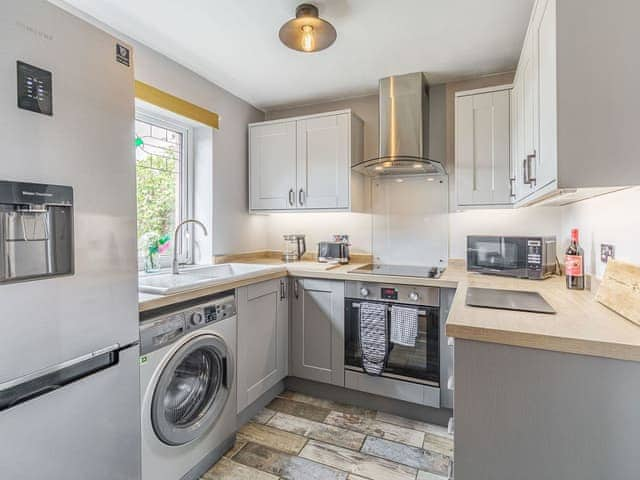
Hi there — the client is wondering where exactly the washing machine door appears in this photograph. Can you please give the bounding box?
[151,333,233,446]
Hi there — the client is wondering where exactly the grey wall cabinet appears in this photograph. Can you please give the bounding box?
[510,0,640,206]
[290,278,345,387]
[236,278,288,413]
[455,86,512,207]
[249,110,367,213]
[458,0,640,208]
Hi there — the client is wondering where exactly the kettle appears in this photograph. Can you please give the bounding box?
[282,234,306,262]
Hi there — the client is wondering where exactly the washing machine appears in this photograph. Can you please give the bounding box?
[140,292,237,480]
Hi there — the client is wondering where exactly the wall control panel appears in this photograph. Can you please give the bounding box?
[17,61,52,115]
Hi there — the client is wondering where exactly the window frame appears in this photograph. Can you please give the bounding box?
[135,108,195,268]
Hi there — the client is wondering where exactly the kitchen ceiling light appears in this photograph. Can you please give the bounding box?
[279,4,337,53]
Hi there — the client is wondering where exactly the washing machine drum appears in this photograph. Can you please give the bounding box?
[152,334,232,446]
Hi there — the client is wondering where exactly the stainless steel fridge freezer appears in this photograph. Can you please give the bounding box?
[0,2,140,478]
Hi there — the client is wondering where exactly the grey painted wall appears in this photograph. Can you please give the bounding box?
[428,84,447,164]
[267,94,380,162]
[132,43,268,256]
[266,84,447,165]
[53,2,269,256]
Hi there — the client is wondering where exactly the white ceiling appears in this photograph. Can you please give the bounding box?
[57,0,534,110]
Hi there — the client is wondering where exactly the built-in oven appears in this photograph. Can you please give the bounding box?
[466,235,557,280]
[344,281,440,387]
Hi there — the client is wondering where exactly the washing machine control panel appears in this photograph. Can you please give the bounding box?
[199,296,236,327]
[140,293,237,355]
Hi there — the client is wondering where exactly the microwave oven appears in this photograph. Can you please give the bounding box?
[466,235,557,280]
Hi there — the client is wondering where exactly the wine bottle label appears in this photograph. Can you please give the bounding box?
[565,255,583,276]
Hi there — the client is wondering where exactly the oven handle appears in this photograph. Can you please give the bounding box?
[350,302,428,316]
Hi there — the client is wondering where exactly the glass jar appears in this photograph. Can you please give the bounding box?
[144,251,160,273]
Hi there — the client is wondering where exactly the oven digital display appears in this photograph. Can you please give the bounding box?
[381,287,398,300]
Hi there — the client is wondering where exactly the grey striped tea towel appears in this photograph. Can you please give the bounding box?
[390,305,418,347]
[359,302,388,375]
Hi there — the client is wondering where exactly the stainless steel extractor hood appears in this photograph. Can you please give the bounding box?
[353,72,447,177]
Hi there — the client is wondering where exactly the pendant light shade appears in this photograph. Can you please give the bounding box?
[279,4,337,53]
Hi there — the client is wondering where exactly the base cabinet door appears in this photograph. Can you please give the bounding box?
[290,278,344,386]
[237,278,288,413]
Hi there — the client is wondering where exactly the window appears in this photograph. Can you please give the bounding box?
[135,110,193,267]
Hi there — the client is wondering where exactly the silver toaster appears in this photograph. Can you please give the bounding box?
[317,240,350,264]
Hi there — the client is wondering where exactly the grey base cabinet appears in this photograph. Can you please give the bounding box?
[236,278,288,413]
[454,339,640,480]
[290,278,345,387]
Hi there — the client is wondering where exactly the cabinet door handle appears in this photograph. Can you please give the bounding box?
[523,158,530,185]
[293,279,299,299]
[509,177,516,198]
[527,150,537,186]
[298,189,305,206]
[288,188,295,206]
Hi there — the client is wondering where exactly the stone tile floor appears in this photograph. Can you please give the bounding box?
[203,391,453,480]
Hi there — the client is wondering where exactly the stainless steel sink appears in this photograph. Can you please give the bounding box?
[138,263,284,295]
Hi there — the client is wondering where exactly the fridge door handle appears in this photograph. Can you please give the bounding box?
[0,343,131,412]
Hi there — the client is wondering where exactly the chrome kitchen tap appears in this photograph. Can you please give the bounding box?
[172,219,208,274]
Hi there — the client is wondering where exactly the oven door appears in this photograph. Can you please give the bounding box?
[467,235,529,277]
[344,299,440,385]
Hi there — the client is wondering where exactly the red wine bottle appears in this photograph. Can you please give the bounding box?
[565,228,584,290]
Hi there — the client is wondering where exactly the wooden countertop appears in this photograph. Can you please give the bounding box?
[445,271,640,362]
[138,259,640,362]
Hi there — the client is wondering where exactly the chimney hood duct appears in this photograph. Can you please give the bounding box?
[353,72,447,177]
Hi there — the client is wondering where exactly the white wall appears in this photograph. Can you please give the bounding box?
[265,212,372,255]
[449,206,563,258]
[560,187,640,278]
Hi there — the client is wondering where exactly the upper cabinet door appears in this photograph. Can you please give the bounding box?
[521,36,538,197]
[296,114,350,209]
[512,72,528,202]
[455,88,512,206]
[249,121,297,210]
[535,0,557,190]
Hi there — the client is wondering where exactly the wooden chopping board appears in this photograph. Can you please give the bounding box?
[596,259,640,327]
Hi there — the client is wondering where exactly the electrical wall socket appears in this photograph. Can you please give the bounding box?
[600,244,615,263]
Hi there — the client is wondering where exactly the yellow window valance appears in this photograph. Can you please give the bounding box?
[135,81,219,129]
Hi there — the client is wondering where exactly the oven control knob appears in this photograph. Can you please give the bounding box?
[190,312,204,326]
[360,287,370,297]
[408,291,419,302]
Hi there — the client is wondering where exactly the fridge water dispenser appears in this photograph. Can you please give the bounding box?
[0,180,73,283]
